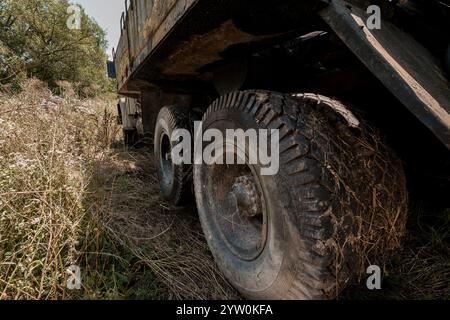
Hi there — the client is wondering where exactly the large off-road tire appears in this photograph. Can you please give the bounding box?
[194,91,408,300]
[155,106,194,205]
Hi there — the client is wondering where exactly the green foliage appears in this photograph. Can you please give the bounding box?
[0,0,108,93]
[0,41,26,92]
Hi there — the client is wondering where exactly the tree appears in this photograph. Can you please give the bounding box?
[0,0,108,93]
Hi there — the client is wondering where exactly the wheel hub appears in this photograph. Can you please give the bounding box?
[202,163,268,261]
[231,176,262,218]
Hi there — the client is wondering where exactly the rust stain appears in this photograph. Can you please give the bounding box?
[161,20,276,76]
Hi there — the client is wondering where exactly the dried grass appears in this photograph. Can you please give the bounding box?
[0,79,120,299]
[304,104,409,296]
[343,205,450,300]
[92,150,238,299]
[0,79,236,300]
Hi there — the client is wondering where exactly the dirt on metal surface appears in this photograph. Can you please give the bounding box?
[160,20,274,77]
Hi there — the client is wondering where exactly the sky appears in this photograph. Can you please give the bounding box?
[74,0,125,58]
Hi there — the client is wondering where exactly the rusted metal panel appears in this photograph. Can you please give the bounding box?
[159,20,276,77]
[115,0,199,94]
[320,0,450,150]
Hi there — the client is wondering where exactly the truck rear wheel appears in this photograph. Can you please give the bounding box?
[154,106,194,205]
[194,91,408,299]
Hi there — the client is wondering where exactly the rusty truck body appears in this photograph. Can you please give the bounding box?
[114,0,450,299]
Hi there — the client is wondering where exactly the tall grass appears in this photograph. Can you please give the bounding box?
[0,79,120,299]
[0,79,237,300]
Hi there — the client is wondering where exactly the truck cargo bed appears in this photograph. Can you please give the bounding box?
[115,0,199,94]
[114,0,326,95]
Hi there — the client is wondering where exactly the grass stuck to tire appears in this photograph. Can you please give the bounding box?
[195,91,408,299]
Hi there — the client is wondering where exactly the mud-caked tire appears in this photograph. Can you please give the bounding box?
[194,91,408,299]
[155,106,195,205]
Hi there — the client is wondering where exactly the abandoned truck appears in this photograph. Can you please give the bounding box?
[113,0,450,299]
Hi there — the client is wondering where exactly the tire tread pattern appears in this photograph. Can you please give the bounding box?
[202,91,408,299]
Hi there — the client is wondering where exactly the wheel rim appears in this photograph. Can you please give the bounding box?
[203,157,268,262]
[159,132,173,189]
